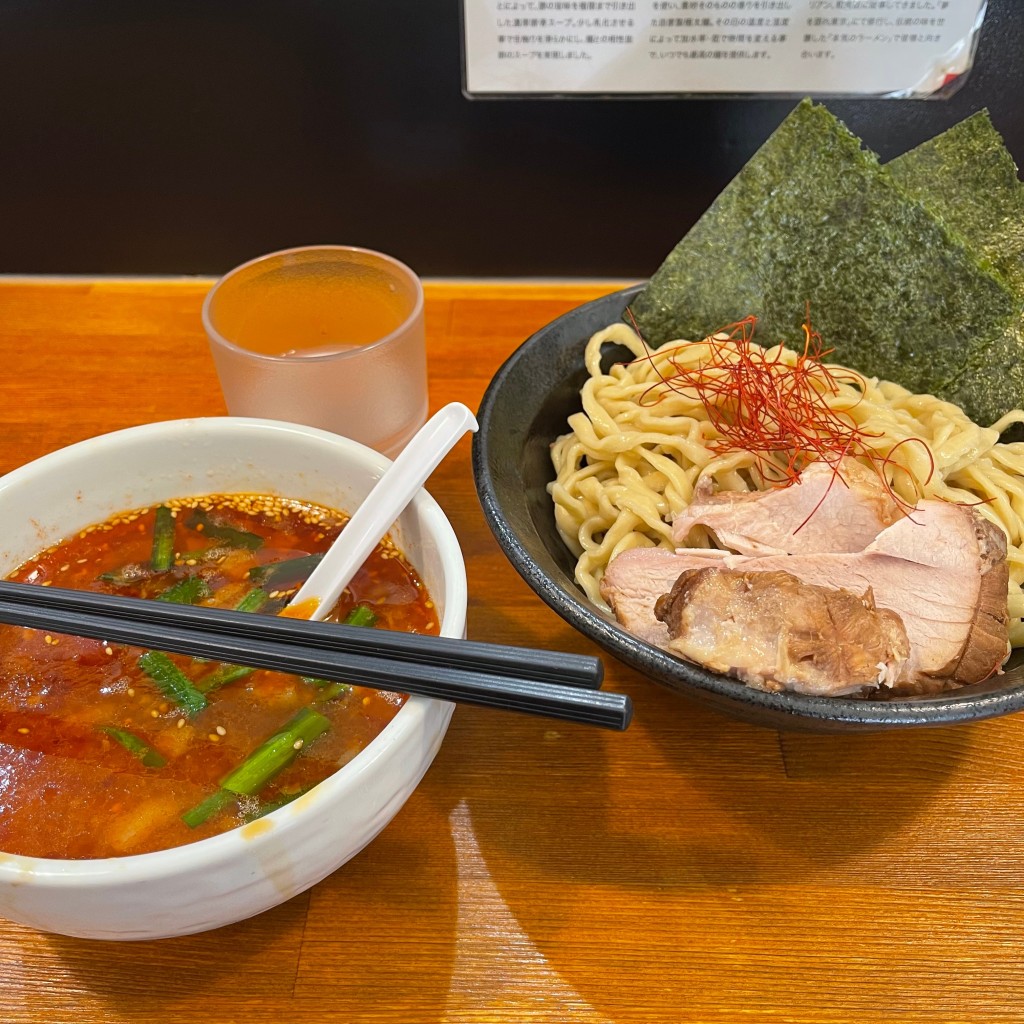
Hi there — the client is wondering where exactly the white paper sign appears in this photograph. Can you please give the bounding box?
[463,0,987,97]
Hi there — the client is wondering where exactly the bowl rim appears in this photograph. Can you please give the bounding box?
[472,285,1024,728]
[0,415,465,881]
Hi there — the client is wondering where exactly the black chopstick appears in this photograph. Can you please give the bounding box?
[0,583,631,730]
[0,581,601,690]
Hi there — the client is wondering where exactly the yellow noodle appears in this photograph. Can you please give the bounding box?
[549,322,1024,643]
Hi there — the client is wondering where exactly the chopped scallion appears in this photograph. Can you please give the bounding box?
[156,575,211,605]
[198,663,255,694]
[99,726,166,768]
[234,587,269,613]
[97,563,155,587]
[181,789,236,829]
[342,604,377,627]
[220,707,331,796]
[138,651,207,716]
[176,545,231,566]
[150,505,175,572]
[301,675,346,688]
[186,509,263,550]
[247,553,324,589]
[313,682,352,703]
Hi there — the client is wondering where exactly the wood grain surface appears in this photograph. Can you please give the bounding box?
[1,278,1023,1024]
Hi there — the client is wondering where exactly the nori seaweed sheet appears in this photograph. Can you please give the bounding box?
[888,110,1024,297]
[887,112,1024,425]
[629,100,1021,427]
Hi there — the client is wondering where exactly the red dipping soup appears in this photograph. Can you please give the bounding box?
[0,495,437,858]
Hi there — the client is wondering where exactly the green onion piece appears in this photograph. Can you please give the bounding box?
[156,575,211,605]
[313,682,352,703]
[177,545,231,566]
[220,707,331,797]
[301,675,347,688]
[98,563,155,586]
[302,675,353,700]
[247,553,324,589]
[342,604,377,627]
[151,505,175,571]
[99,726,166,768]
[186,509,263,550]
[181,789,236,829]
[245,784,317,822]
[138,651,207,716]
[234,587,269,613]
[198,663,255,694]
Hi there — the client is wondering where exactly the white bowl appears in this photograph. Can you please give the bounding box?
[0,417,466,940]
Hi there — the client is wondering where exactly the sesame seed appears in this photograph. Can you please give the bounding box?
[16,727,29,735]
[150,709,159,718]
[127,687,135,697]
[215,725,226,736]
[177,718,186,729]
[104,646,114,656]
[292,738,304,750]
[208,733,220,742]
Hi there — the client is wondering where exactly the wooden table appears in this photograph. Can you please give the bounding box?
[2,278,1024,1024]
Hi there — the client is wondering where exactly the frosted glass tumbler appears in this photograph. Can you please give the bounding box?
[202,245,427,458]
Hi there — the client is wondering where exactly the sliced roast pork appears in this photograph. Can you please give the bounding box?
[653,568,910,697]
[600,547,728,648]
[739,503,1010,691]
[671,459,904,556]
[602,501,1010,694]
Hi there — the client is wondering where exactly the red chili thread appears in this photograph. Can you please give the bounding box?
[623,306,935,519]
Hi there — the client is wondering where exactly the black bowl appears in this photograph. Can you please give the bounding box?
[472,284,1024,732]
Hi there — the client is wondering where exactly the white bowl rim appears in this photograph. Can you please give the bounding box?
[0,415,466,885]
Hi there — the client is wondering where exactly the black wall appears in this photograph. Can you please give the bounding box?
[2,0,1021,277]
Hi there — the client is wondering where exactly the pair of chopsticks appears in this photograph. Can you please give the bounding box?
[0,581,632,730]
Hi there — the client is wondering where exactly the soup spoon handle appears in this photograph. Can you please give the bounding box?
[288,402,478,621]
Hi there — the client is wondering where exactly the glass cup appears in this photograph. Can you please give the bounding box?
[202,245,428,458]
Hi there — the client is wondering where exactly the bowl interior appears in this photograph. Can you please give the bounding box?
[0,417,464,872]
[473,285,1024,731]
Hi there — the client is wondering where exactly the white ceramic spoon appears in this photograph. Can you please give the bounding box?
[287,402,478,621]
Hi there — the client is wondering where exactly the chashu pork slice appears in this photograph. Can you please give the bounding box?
[602,502,1010,692]
[653,567,910,697]
[600,547,729,648]
[739,503,1009,690]
[671,459,904,556]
